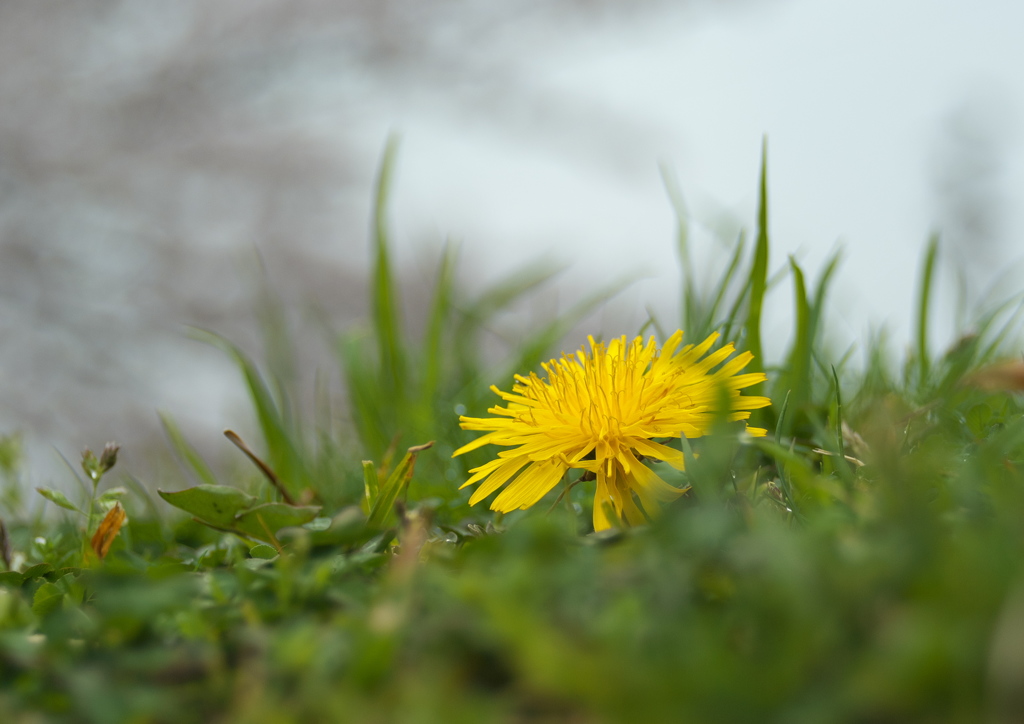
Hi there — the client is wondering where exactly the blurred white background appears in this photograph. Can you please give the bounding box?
[1,0,1021,484]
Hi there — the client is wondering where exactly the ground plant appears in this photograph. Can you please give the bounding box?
[2,142,1024,723]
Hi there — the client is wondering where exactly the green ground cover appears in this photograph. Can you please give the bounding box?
[2,143,1024,723]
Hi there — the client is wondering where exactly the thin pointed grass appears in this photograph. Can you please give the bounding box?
[494,273,641,387]
[189,327,309,501]
[422,242,458,407]
[53,447,90,500]
[776,257,811,438]
[744,139,770,385]
[830,365,854,485]
[664,163,753,346]
[160,413,219,488]
[706,232,749,337]
[340,143,637,512]
[914,234,940,395]
[251,253,298,428]
[450,258,568,383]
[663,163,750,344]
[775,390,792,446]
[809,249,842,339]
[660,161,700,337]
[372,134,408,406]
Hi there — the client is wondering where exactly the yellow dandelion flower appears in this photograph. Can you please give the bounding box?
[452,330,771,531]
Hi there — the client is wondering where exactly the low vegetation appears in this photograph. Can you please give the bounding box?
[2,142,1023,723]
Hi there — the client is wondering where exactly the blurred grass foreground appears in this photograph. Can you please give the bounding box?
[3,141,1024,724]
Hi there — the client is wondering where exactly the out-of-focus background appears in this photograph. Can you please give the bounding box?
[1,0,1021,485]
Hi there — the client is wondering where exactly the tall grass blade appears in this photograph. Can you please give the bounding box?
[744,139,771,429]
[362,460,378,514]
[423,243,458,405]
[706,232,748,336]
[191,328,306,499]
[745,139,770,372]
[809,249,841,341]
[916,234,940,392]
[498,275,638,382]
[780,257,811,433]
[159,412,219,488]
[372,134,407,405]
[660,163,696,331]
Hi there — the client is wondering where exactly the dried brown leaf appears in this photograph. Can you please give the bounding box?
[967,361,1024,391]
[90,502,127,559]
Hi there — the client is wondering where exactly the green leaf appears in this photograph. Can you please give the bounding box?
[21,563,53,580]
[303,517,332,532]
[157,485,258,528]
[306,507,371,547]
[368,443,432,528]
[35,487,79,512]
[97,487,129,505]
[249,544,278,559]
[0,571,24,587]
[32,581,64,617]
[234,503,321,542]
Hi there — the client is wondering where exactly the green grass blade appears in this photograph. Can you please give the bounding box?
[423,242,458,404]
[190,328,306,498]
[462,260,565,325]
[706,232,747,334]
[779,257,811,433]
[159,412,219,488]
[498,275,638,382]
[362,460,379,513]
[367,442,433,528]
[915,234,940,392]
[339,331,388,457]
[743,139,771,429]
[745,139,770,368]
[660,163,697,331]
[809,249,842,341]
[372,134,407,404]
[775,390,792,446]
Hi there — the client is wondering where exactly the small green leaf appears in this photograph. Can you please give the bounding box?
[362,460,378,511]
[32,581,64,617]
[21,563,53,580]
[97,487,129,505]
[368,442,432,528]
[234,503,321,542]
[0,571,24,587]
[309,507,370,547]
[157,485,258,528]
[35,487,79,512]
[249,544,278,559]
[303,517,332,532]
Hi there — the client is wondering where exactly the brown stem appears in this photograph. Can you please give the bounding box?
[223,429,297,505]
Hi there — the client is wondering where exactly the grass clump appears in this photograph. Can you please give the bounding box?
[1,143,1024,723]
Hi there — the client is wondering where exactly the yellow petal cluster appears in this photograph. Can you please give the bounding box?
[453,330,771,531]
